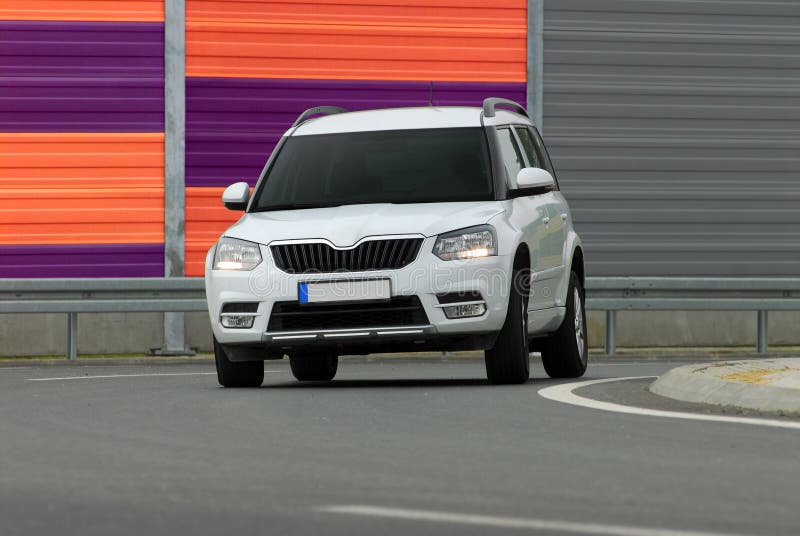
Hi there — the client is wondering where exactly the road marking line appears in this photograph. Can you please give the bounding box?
[318,505,751,536]
[538,376,800,430]
[28,371,279,381]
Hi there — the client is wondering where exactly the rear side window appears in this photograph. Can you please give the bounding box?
[496,128,525,188]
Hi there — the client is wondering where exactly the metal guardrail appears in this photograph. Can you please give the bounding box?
[586,277,800,355]
[1,277,799,360]
[0,278,206,360]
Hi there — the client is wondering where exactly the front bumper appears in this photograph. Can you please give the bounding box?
[205,236,513,354]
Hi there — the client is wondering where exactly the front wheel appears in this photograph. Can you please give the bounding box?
[484,268,530,385]
[214,338,264,388]
[541,272,588,378]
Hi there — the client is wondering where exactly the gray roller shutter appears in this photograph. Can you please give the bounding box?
[543,0,800,276]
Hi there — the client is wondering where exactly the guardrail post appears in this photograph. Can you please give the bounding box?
[757,310,768,354]
[605,310,616,356]
[526,0,544,130]
[153,0,195,356]
[66,312,78,361]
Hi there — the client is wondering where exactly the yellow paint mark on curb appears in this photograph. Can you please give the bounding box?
[722,366,797,385]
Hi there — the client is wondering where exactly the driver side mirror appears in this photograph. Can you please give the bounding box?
[222,182,250,211]
[512,168,554,197]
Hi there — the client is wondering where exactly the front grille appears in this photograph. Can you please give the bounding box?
[268,296,429,332]
[270,238,423,274]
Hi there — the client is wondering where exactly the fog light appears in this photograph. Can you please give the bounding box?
[220,315,255,329]
[443,303,487,319]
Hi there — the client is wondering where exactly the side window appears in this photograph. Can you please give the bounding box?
[496,128,525,188]
[529,127,560,190]
[514,127,541,169]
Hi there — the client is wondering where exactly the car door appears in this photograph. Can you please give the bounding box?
[494,127,554,310]
[512,126,567,308]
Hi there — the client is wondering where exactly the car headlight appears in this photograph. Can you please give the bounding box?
[433,225,497,261]
[213,237,262,270]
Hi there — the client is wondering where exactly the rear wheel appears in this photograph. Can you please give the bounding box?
[289,353,338,381]
[214,338,264,388]
[541,271,588,378]
[484,268,530,385]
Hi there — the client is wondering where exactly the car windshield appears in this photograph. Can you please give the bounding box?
[251,127,493,211]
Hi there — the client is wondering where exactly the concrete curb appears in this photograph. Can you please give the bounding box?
[650,358,800,414]
[0,355,214,367]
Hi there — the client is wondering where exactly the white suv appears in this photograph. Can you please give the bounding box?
[205,98,587,387]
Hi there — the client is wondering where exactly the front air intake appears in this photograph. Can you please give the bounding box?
[268,296,429,331]
[270,238,422,274]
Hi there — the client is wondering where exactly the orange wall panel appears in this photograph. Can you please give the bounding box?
[186,0,526,81]
[185,187,243,276]
[0,133,164,245]
[190,0,525,26]
[0,1,164,22]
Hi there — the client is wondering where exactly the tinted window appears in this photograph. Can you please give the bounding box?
[514,127,541,168]
[252,128,493,211]
[496,128,525,188]
[529,127,559,190]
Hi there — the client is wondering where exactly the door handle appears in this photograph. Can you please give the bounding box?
[561,213,568,221]
[543,217,550,225]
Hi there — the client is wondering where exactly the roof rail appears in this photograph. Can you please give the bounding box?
[292,106,348,128]
[482,97,527,119]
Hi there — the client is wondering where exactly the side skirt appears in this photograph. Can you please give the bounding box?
[527,306,565,336]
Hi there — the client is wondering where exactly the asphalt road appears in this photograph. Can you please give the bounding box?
[1,357,798,536]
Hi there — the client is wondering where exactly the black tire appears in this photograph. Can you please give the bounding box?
[289,353,338,381]
[214,338,264,388]
[484,268,530,385]
[541,271,588,378]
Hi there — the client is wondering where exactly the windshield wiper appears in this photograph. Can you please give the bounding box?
[252,203,341,212]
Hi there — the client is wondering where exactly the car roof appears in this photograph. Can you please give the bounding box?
[289,106,532,136]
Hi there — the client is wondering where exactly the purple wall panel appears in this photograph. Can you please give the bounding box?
[0,21,164,132]
[186,77,527,187]
[0,244,165,278]
[431,81,527,108]
[186,78,430,187]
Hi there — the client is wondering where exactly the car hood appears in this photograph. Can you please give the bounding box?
[225,202,506,247]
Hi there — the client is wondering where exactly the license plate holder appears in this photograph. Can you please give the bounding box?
[298,279,391,305]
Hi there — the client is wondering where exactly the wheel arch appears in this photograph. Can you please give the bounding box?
[514,241,531,271]
[514,241,532,291]
[571,245,585,291]
[556,231,584,306]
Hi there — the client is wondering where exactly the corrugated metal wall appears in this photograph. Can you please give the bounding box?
[0,1,164,22]
[7,1,795,280]
[0,10,165,277]
[184,0,527,275]
[543,0,800,276]
[186,0,525,81]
